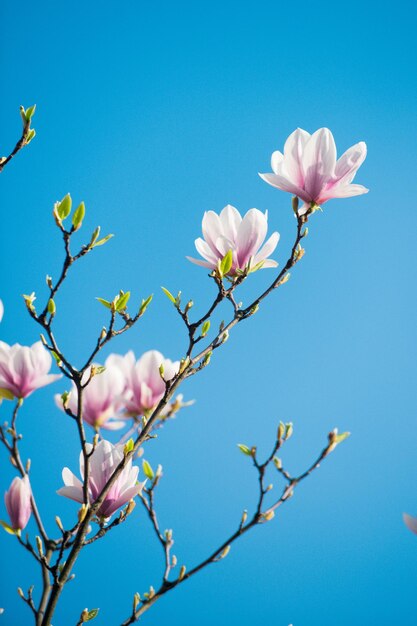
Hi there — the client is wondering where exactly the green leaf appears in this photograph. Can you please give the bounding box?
[237,444,252,456]
[335,431,350,445]
[57,194,72,220]
[24,104,36,122]
[26,129,36,144]
[93,234,114,247]
[124,438,134,455]
[161,287,176,304]
[0,520,18,535]
[139,294,153,314]
[0,388,14,401]
[85,608,99,621]
[142,459,154,480]
[201,320,210,337]
[51,350,62,364]
[116,291,130,311]
[90,226,101,246]
[219,249,233,276]
[96,297,112,310]
[47,299,56,315]
[72,202,85,231]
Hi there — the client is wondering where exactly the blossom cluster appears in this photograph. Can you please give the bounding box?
[1,127,370,532]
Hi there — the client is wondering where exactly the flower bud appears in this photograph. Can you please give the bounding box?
[5,476,31,531]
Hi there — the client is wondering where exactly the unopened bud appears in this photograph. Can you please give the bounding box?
[133,592,141,611]
[185,300,194,313]
[100,327,107,340]
[263,510,275,521]
[171,554,177,567]
[277,422,285,440]
[125,499,136,516]
[17,587,24,599]
[273,456,282,470]
[148,586,155,599]
[218,545,231,559]
[284,422,293,440]
[25,459,31,472]
[292,196,299,214]
[78,503,88,523]
[159,363,165,379]
[241,510,248,526]
[55,516,64,532]
[179,565,186,580]
[36,536,43,557]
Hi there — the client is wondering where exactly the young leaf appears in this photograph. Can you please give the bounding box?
[85,608,99,621]
[161,287,176,304]
[201,320,211,337]
[116,291,130,311]
[57,194,72,220]
[93,234,113,247]
[139,294,153,314]
[72,202,85,231]
[220,249,233,276]
[24,104,36,122]
[237,444,252,456]
[142,459,154,480]
[96,297,112,310]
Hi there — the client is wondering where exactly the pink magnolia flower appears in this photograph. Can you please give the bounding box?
[403,512,417,535]
[259,128,368,215]
[0,341,61,399]
[187,205,279,275]
[55,357,128,430]
[57,439,143,519]
[124,350,180,416]
[4,475,32,531]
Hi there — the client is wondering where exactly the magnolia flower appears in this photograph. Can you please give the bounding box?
[0,341,61,399]
[403,512,417,535]
[55,358,128,430]
[4,475,32,531]
[187,205,279,275]
[260,128,368,215]
[57,439,143,519]
[124,350,180,416]
[0,300,3,323]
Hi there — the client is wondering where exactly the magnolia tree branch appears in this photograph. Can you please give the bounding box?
[0,106,36,173]
[23,199,320,626]
[120,425,346,625]
[2,192,346,626]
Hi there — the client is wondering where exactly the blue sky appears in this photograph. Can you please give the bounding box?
[1,1,417,624]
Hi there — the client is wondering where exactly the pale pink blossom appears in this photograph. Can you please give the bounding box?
[4,475,32,531]
[403,512,417,535]
[124,350,180,416]
[260,128,368,215]
[57,439,142,519]
[187,205,279,275]
[55,357,127,430]
[0,341,61,399]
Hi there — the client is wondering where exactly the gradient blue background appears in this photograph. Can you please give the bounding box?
[1,1,417,624]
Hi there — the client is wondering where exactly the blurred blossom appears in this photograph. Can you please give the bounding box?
[403,512,417,535]
[260,128,368,215]
[187,204,279,275]
[4,475,32,531]
[0,300,3,322]
[55,357,127,430]
[57,439,143,519]
[124,350,180,416]
[0,341,61,399]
